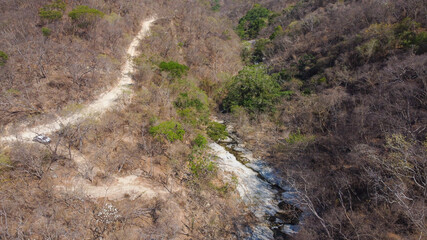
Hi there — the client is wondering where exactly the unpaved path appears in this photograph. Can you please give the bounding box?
[56,148,168,201]
[1,18,167,201]
[58,174,167,201]
[1,18,156,142]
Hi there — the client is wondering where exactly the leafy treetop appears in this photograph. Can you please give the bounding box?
[207,122,228,141]
[159,61,189,79]
[222,65,282,113]
[149,120,185,142]
[236,4,273,40]
[68,5,104,28]
[38,0,66,21]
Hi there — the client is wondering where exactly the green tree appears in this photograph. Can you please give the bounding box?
[39,0,66,21]
[236,4,272,39]
[222,65,282,113]
[149,120,185,142]
[159,61,189,79]
[193,134,208,148]
[68,5,104,28]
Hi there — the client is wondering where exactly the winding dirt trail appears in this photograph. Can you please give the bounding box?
[1,16,298,238]
[1,18,156,142]
[0,18,168,201]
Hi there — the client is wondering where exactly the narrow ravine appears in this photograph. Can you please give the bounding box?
[209,122,302,239]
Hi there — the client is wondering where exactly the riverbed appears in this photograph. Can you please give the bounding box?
[209,123,302,239]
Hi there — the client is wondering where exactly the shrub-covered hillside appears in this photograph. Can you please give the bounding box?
[1,0,426,239]
[217,0,427,239]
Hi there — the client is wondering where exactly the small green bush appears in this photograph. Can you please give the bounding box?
[39,9,62,20]
[176,108,198,125]
[189,151,216,178]
[207,122,228,141]
[69,5,104,28]
[317,76,327,84]
[41,27,52,36]
[175,93,206,111]
[222,65,282,113]
[69,5,104,20]
[286,131,304,144]
[177,107,209,126]
[270,25,284,40]
[159,61,189,78]
[221,30,232,40]
[149,120,185,142]
[175,90,210,125]
[302,88,312,95]
[193,134,208,148]
[211,0,221,11]
[39,0,66,21]
[149,116,158,125]
[0,51,8,66]
[285,130,315,144]
[189,158,216,178]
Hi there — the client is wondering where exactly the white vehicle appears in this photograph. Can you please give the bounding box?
[33,134,51,144]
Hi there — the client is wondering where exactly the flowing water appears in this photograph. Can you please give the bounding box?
[209,124,302,239]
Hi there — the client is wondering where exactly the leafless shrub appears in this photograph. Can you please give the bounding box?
[10,142,51,179]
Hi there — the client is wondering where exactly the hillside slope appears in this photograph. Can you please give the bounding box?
[1,0,426,239]
[216,0,427,239]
